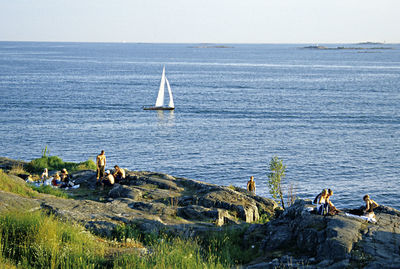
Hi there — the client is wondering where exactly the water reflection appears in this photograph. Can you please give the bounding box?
[156,110,175,127]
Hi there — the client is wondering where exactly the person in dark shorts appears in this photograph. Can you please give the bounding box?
[96,150,106,182]
[101,170,115,188]
[247,176,256,194]
[113,165,126,182]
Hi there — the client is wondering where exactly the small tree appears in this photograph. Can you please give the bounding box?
[268,156,286,209]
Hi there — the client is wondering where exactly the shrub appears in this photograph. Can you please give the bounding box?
[27,156,96,174]
[267,156,286,209]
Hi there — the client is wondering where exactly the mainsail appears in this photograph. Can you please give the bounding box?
[155,66,166,107]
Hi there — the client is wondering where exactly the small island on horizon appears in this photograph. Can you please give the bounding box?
[303,42,393,50]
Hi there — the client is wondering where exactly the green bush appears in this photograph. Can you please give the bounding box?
[27,156,96,174]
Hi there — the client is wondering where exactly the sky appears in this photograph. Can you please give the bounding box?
[0,0,399,43]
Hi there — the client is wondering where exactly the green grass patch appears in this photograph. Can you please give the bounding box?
[201,225,258,265]
[113,235,227,269]
[0,211,107,268]
[110,223,257,267]
[0,169,38,198]
[29,185,69,199]
[27,155,96,174]
[1,212,234,268]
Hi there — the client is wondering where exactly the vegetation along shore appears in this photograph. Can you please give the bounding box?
[0,155,399,268]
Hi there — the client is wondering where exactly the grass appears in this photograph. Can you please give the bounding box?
[0,211,107,268]
[0,212,236,269]
[29,185,69,199]
[0,169,39,198]
[8,164,28,176]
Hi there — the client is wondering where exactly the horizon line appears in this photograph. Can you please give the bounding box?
[0,40,397,45]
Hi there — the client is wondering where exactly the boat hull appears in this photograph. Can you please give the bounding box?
[143,107,175,111]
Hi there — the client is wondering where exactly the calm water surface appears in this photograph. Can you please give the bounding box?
[0,42,399,209]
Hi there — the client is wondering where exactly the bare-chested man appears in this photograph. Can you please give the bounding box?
[96,150,106,181]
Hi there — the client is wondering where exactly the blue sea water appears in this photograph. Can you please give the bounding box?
[0,42,399,210]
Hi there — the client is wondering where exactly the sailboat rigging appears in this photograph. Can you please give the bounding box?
[143,66,175,110]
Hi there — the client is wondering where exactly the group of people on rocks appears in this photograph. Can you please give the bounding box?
[37,150,125,190]
[39,167,73,188]
[96,150,125,189]
[313,189,379,218]
[246,176,379,219]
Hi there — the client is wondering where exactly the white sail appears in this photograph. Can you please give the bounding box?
[155,66,165,107]
[165,77,174,108]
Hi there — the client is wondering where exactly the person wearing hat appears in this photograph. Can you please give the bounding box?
[101,170,115,188]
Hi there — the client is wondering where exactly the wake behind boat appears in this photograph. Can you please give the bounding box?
[143,66,175,110]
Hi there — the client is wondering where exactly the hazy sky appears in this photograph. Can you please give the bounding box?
[1,0,399,43]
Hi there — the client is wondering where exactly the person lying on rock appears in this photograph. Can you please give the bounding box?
[113,165,126,182]
[363,194,379,219]
[101,170,115,189]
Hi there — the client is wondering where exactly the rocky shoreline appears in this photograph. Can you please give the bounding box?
[1,157,399,268]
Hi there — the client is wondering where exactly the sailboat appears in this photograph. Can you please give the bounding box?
[143,66,175,110]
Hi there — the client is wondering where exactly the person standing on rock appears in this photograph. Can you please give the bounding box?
[247,176,256,194]
[96,150,106,182]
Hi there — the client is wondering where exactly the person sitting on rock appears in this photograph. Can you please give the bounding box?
[60,168,70,182]
[247,176,256,194]
[51,173,62,186]
[101,170,115,188]
[314,189,329,215]
[41,168,48,181]
[113,165,126,182]
[326,189,340,215]
[363,194,379,219]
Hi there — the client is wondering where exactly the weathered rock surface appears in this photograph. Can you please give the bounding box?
[245,200,400,268]
[1,160,399,268]
[0,169,278,238]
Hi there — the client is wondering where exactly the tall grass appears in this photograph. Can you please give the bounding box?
[0,211,106,268]
[0,212,239,269]
[113,236,227,269]
[0,169,38,198]
[8,163,27,176]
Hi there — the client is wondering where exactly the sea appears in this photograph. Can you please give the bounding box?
[0,42,399,210]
